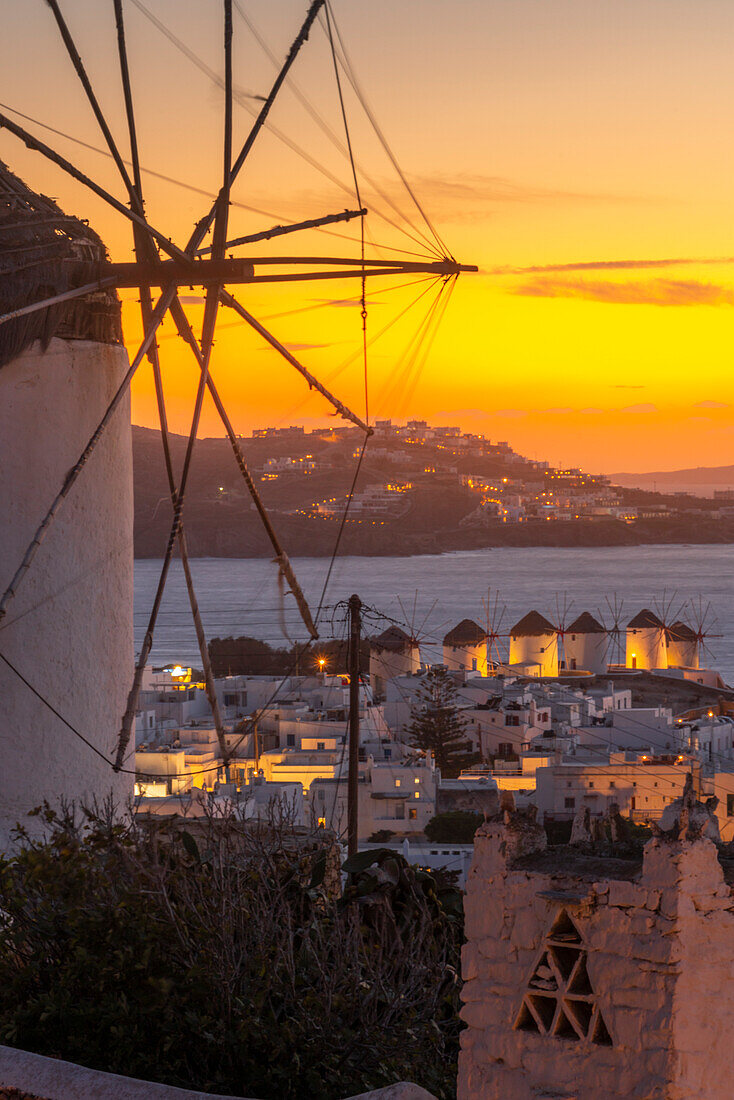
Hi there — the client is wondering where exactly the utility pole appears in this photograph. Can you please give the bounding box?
[347,593,362,858]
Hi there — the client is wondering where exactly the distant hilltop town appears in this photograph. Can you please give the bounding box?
[132,419,734,557]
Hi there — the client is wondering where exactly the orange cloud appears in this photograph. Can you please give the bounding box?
[511,278,734,307]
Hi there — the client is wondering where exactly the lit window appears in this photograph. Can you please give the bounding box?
[414,777,420,784]
[409,808,417,820]
[395,778,401,788]
[415,792,420,799]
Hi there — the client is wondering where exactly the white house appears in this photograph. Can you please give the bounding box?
[535,755,700,823]
[310,752,437,838]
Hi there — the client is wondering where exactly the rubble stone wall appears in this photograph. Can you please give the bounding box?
[459,815,734,1100]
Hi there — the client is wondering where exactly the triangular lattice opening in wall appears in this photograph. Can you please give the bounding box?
[513,908,613,1045]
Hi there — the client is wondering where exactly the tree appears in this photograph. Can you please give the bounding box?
[406,667,479,778]
[425,811,483,844]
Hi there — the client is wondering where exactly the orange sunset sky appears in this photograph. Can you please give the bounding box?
[4,0,734,473]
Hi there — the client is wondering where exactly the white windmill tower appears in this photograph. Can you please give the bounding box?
[625,608,667,670]
[0,164,134,846]
[508,610,558,678]
[670,597,721,673]
[0,0,476,843]
[564,611,608,674]
[442,618,489,675]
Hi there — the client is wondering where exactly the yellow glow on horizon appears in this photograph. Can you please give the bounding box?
[3,0,734,473]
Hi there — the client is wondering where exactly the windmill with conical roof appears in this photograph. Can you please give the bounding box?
[509,610,558,678]
[564,611,608,674]
[442,618,488,675]
[368,623,421,698]
[625,608,667,670]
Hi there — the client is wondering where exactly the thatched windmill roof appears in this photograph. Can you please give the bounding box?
[0,159,121,369]
[443,618,487,646]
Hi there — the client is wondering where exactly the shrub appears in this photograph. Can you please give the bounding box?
[0,804,462,1100]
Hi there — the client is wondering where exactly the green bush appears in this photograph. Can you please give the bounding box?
[0,805,462,1100]
[424,811,484,844]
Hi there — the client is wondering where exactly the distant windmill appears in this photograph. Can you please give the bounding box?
[598,594,626,669]
[564,609,608,675]
[480,588,510,673]
[553,593,575,671]
[674,596,721,670]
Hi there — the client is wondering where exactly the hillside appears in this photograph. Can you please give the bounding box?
[612,465,734,497]
[133,425,734,558]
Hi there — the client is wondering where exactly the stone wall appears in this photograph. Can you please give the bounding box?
[459,797,734,1099]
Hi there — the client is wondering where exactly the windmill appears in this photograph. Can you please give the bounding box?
[480,588,510,673]
[552,593,574,671]
[599,594,626,669]
[678,596,722,670]
[368,617,422,700]
[0,1,476,830]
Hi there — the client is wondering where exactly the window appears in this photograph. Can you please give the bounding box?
[384,748,392,759]
[414,777,420,784]
[408,808,417,820]
[395,778,402,788]
[609,781,616,789]
[588,782,595,789]
[566,781,572,788]
[727,794,734,817]
[415,792,420,799]
[317,741,325,751]
[395,803,405,819]
[286,734,295,747]
[564,797,575,809]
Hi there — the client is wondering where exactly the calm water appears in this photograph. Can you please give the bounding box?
[134,546,734,680]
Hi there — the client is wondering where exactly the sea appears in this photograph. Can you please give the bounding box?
[134,545,734,682]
